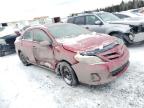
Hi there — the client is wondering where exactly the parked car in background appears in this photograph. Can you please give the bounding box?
[67,11,144,45]
[114,11,144,19]
[15,23,129,86]
[0,27,18,57]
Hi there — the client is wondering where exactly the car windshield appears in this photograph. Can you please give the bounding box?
[96,12,120,22]
[0,27,15,37]
[47,23,91,39]
[131,12,143,16]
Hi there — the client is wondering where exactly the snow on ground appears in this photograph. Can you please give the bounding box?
[0,44,144,108]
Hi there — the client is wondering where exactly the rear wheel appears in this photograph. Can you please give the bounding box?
[59,62,78,86]
[19,52,30,66]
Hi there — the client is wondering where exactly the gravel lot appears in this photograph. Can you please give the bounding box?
[0,44,144,108]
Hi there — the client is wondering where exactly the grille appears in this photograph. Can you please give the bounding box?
[103,52,120,60]
[98,45,124,61]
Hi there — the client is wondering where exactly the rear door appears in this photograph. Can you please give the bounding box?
[32,29,54,69]
[73,16,85,26]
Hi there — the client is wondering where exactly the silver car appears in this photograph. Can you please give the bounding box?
[67,11,144,45]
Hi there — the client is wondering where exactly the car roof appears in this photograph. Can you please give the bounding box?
[25,23,76,30]
[68,11,106,18]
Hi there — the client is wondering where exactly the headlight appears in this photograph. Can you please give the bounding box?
[80,50,96,56]
[74,53,105,65]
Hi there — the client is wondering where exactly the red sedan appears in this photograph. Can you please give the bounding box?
[15,23,129,86]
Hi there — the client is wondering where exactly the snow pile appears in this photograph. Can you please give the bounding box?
[0,44,144,108]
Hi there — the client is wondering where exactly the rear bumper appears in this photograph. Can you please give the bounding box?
[72,47,129,85]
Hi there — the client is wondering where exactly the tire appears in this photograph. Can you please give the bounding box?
[19,52,30,66]
[59,62,78,86]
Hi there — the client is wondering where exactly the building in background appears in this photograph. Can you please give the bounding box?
[32,16,52,25]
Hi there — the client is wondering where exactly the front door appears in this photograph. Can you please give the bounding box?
[32,29,54,69]
[84,15,106,33]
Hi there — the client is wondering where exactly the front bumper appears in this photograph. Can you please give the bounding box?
[124,32,144,45]
[132,32,144,44]
[72,46,129,85]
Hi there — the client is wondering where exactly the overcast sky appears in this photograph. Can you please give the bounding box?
[0,0,130,21]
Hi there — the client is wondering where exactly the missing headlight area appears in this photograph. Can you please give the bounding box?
[130,25,144,33]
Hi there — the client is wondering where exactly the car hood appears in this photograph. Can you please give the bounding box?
[108,19,143,26]
[56,33,117,52]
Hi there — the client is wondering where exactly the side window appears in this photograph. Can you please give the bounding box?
[74,16,85,25]
[33,29,51,42]
[86,15,100,25]
[23,31,33,40]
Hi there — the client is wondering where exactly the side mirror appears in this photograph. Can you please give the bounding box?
[40,41,52,46]
[95,21,103,25]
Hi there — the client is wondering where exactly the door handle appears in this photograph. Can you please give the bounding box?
[85,27,89,29]
[33,46,36,48]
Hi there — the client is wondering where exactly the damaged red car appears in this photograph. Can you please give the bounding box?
[15,23,129,86]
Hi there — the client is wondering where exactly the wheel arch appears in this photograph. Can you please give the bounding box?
[109,31,124,36]
[18,50,21,56]
[108,31,130,44]
[55,59,79,82]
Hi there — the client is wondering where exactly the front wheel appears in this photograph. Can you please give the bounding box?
[59,62,78,86]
